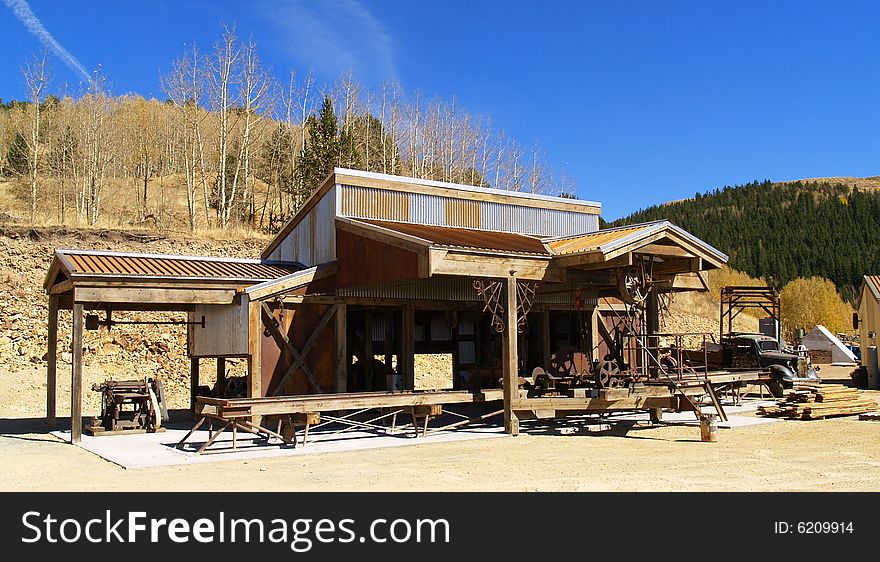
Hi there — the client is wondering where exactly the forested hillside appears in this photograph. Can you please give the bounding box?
[611,179,880,301]
[0,24,572,235]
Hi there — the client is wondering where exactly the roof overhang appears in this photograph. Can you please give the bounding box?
[45,249,302,308]
[334,217,727,288]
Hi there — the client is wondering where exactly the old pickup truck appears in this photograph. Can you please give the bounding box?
[713,333,821,397]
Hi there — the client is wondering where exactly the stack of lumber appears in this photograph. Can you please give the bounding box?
[757,383,878,420]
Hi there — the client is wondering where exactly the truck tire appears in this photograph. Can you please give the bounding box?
[768,375,785,398]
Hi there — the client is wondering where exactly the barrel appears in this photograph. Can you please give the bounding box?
[868,346,879,390]
[700,414,718,442]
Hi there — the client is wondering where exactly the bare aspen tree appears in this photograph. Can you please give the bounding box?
[162,49,203,231]
[21,51,51,222]
[232,36,271,227]
[207,24,241,229]
[80,69,111,225]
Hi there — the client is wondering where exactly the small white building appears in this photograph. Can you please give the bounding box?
[800,324,856,364]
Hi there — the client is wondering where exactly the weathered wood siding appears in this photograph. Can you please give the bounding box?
[188,300,249,357]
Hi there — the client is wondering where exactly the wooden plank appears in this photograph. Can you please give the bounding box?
[511,396,678,411]
[431,253,557,281]
[244,261,337,301]
[335,304,348,392]
[195,388,504,416]
[503,276,520,435]
[74,287,236,305]
[70,302,83,443]
[46,294,58,430]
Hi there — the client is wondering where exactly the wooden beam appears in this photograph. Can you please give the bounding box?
[364,309,374,391]
[540,309,551,369]
[432,253,558,281]
[46,295,59,430]
[217,357,227,398]
[402,304,415,390]
[247,300,262,399]
[554,251,632,270]
[267,305,336,395]
[259,302,320,390]
[335,304,348,392]
[74,287,236,305]
[335,216,431,254]
[637,243,695,258]
[190,357,200,412]
[503,275,520,436]
[245,262,337,301]
[70,302,83,444]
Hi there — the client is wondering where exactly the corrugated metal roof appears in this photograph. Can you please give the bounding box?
[56,250,300,282]
[547,224,654,255]
[362,219,551,255]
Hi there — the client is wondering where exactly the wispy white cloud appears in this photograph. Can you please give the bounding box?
[3,0,91,82]
[264,0,397,82]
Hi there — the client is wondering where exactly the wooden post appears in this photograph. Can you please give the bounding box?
[335,304,348,392]
[402,304,415,390]
[46,294,58,430]
[70,301,83,444]
[190,357,200,412]
[503,275,520,436]
[590,306,600,362]
[384,310,393,388]
[451,311,460,389]
[540,308,551,369]
[247,299,262,428]
[364,309,373,391]
[217,357,226,398]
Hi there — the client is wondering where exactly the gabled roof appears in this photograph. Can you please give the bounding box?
[337,217,727,273]
[545,220,728,268]
[857,275,880,309]
[44,249,301,292]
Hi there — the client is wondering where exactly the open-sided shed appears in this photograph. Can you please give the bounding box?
[45,168,728,443]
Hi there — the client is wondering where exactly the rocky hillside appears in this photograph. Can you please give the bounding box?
[0,224,757,419]
[0,225,269,418]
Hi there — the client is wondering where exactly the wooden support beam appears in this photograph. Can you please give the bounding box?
[70,302,83,444]
[190,357,200,412]
[503,275,520,436]
[217,357,226,398]
[73,287,236,305]
[384,310,393,387]
[247,300,262,399]
[402,305,415,390]
[540,309,551,369]
[364,309,374,391]
[267,305,336,395]
[46,294,58,430]
[259,302,321,393]
[335,304,348,393]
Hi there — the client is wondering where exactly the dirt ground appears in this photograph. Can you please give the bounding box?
[2,365,879,492]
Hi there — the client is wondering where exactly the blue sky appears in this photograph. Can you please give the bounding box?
[2,0,878,219]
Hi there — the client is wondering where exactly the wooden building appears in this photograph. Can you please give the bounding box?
[44,168,728,443]
[856,275,880,365]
